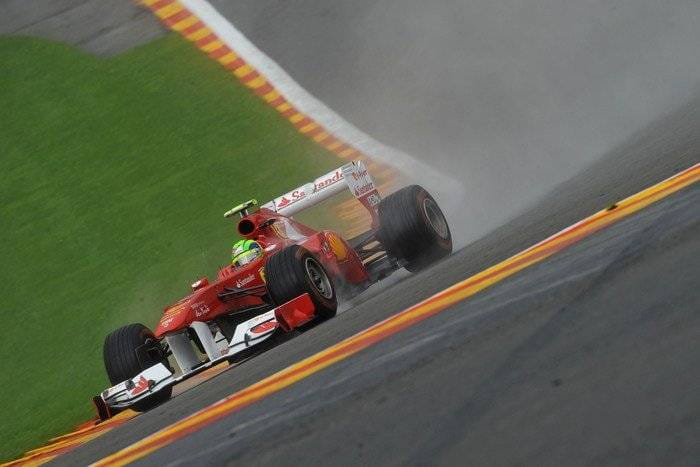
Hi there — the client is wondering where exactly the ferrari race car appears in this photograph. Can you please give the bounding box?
[95,160,452,419]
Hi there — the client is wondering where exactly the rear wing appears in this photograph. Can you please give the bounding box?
[262,160,382,227]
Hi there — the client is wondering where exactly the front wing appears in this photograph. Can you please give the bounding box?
[97,294,315,415]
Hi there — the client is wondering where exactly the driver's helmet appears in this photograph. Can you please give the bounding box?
[231,239,263,267]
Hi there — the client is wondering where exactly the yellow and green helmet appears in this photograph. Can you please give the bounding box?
[231,239,263,267]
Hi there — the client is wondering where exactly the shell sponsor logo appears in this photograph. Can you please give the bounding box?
[259,267,267,283]
[250,320,276,334]
[160,301,191,328]
[162,303,186,320]
[327,233,348,261]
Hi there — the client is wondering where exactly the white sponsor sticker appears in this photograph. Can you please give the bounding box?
[313,170,344,192]
[342,161,378,201]
[192,302,210,318]
[236,274,256,288]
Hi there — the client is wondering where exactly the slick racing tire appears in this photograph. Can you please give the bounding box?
[103,323,172,412]
[265,245,338,320]
[378,185,452,272]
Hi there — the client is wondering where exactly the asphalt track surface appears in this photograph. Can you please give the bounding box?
[54,134,699,465]
[0,0,164,55]
[206,0,700,240]
[129,177,700,467]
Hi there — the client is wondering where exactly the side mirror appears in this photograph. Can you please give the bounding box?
[191,277,209,291]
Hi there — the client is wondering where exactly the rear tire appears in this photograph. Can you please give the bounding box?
[378,185,452,272]
[265,245,337,320]
[103,323,172,412]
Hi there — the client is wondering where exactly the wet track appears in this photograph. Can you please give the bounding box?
[204,0,700,240]
[129,177,700,467]
[49,0,700,464]
[54,133,700,465]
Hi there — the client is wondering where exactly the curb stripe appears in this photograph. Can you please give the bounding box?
[150,0,174,9]
[156,3,184,20]
[140,0,398,169]
[93,163,699,466]
[207,46,230,60]
[223,57,245,70]
[162,9,190,26]
[252,82,274,96]
[138,0,399,233]
[2,412,137,466]
[3,360,237,465]
[194,32,217,47]
[185,26,210,41]
[177,19,202,33]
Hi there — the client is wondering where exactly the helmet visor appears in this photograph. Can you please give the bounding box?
[233,249,260,267]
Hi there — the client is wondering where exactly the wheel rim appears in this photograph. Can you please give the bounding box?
[423,198,450,239]
[305,257,333,299]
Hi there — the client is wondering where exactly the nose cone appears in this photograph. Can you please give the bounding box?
[154,301,193,337]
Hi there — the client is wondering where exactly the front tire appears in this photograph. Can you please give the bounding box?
[103,323,172,412]
[378,185,452,272]
[265,245,338,320]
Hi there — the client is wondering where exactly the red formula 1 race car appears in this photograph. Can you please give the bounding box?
[96,161,452,419]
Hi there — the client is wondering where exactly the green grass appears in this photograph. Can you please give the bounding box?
[0,34,340,461]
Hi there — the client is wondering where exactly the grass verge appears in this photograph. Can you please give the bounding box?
[0,33,340,461]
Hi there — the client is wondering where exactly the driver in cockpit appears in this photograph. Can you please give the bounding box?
[231,239,264,267]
